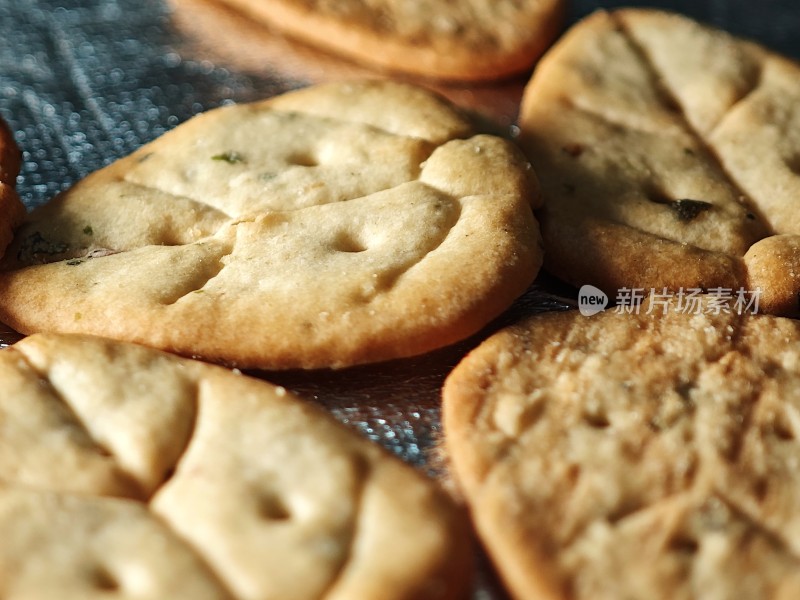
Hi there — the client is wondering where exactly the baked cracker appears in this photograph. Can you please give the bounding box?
[519,9,800,316]
[0,81,542,369]
[1,332,472,599]
[444,305,800,599]
[212,0,564,81]
[0,484,232,600]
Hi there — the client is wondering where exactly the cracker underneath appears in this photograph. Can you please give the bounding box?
[0,332,471,600]
[445,305,800,599]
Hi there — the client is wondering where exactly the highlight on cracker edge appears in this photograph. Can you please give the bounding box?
[578,285,762,317]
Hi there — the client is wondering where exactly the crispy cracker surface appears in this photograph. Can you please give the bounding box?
[214,0,564,81]
[519,9,800,316]
[0,333,471,599]
[0,81,542,369]
[444,305,800,599]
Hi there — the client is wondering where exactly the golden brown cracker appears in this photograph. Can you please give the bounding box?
[519,10,800,316]
[444,305,800,599]
[212,0,564,81]
[0,81,542,369]
[2,332,472,599]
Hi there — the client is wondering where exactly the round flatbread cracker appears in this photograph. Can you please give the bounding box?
[0,81,542,369]
[0,116,25,260]
[0,485,232,600]
[444,305,800,600]
[211,0,564,82]
[519,9,800,317]
[1,332,471,600]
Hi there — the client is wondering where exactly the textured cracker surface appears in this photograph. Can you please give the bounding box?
[4,4,800,600]
[214,0,564,81]
[444,307,800,600]
[519,9,800,316]
[0,81,542,369]
[0,333,471,600]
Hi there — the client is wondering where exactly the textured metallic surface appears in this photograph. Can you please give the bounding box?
[1,1,799,597]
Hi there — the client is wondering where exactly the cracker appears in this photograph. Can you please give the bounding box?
[443,305,800,599]
[0,485,231,600]
[212,0,564,82]
[0,116,25,260]
[518,9,800,316]
[0,81,542,369]
[1,332,472,599]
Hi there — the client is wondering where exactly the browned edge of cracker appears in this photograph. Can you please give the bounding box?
[212,0,566,82]
[441,318,569,600]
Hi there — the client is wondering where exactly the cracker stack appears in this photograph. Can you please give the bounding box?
[443,9,800,600]
[4,6,800,600]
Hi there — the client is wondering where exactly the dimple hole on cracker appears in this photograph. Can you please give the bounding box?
[257,493,292,521]
[566,464,582,487]
[668,534,700,555]
[606,499,643,525]
[94,445,113,458]
[584,410,611,430]
[754,477,770,503]
[287,152,319,168]
[161,465,177,484]
[770,412,795,442]
[785,153,800,177]
[91,565,121,592]
[331,230,368,254]
[645,188,677,207]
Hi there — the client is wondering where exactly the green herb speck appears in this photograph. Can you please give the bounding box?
[66,259,84,266]
[83,225,93,236]
[212,151,245,164]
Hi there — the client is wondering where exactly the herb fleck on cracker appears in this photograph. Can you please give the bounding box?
[212,151,245,164]
[672,199,713,222]
[83,225,93,236]
[648,193,713,222]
